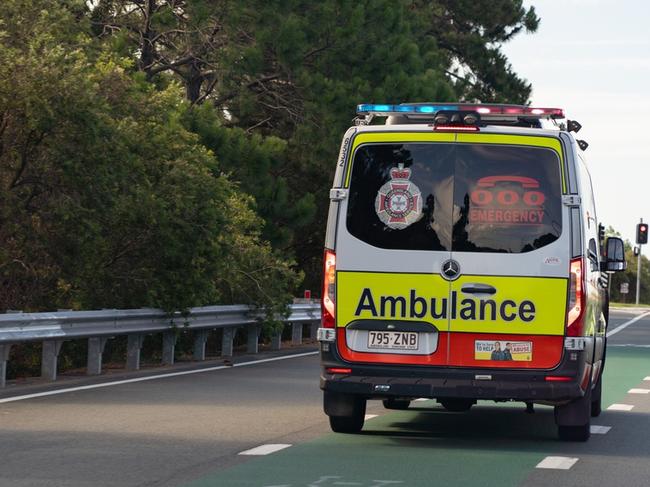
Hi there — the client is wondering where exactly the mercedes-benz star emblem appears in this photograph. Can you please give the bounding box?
[441,259,461,280]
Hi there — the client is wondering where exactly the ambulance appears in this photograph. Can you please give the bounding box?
[318,103,627,441]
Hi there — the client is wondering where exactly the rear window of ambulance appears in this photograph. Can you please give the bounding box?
[346,142,563,253]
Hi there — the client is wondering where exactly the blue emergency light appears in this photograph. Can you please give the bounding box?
[356,103,564,119]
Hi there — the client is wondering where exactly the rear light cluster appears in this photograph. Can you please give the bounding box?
[566,257,585,337]
[322,249,336,328]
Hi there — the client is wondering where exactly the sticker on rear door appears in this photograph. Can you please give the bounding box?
[474,340,532,361]
[469,175,546,225]
[375,164,422,229]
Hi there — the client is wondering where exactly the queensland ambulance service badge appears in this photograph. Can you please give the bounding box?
[375,164,422,230]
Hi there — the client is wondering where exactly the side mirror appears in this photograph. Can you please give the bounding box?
[602,237,627,272]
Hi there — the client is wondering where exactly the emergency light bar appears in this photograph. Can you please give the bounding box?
[356,103,565,120]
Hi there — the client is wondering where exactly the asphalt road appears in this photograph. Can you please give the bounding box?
[1,309,649,487]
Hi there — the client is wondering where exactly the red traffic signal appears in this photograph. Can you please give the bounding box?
[636,223,648,244]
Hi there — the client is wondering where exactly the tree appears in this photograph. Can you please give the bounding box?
[415,0,539,103]
[0,0,301,314]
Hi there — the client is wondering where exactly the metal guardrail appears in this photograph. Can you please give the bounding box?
[0,303,321,388]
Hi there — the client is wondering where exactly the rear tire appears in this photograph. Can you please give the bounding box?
[558,424,591,442]
[327,396,366,434]
[439,398,474,412]
[591,372,603,417]
[383,399,411,410]
[555,381,591,442]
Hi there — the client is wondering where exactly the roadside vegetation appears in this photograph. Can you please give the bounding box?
[0,0,539,376]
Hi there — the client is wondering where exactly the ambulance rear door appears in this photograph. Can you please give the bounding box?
[446,134,570,369]
[335,132,456,366]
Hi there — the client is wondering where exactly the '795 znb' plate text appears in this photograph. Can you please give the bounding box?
[368,331,418,350]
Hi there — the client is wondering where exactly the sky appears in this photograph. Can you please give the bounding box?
[500,0,650,247]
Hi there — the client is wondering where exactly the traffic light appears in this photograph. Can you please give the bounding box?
[636,223,648,244]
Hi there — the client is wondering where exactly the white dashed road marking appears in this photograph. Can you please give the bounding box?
[238,444,292,456]
[536,456,579,470]
[607,404,635,411]
[364,414,378,420]
[606,311,650,337]
[590,425,611,434]
[0,351,319,404]
[628,388,650,394]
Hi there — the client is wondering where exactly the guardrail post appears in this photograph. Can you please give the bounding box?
[221,327,235,357]
[271,328,282,351]
[292,322,303,345]
[162,331,177,365]
[193,330,209,361]
[87,337,108,376]
[126,334,144,371]
[42,340,64,381]
[247,325,261,354]
[0,344,11,388]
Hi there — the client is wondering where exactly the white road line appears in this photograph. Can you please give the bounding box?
[238,444,291,456]
[0,351,319,404]
[364,414,378,420]
[628,388,650,394]
[607,311,650,337]
[590,425,611,434]
[607,404,635,411]
[536,456,579,470]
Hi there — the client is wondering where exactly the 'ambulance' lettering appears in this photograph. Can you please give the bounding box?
[354,288,536,323]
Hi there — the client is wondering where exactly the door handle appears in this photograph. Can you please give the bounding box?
[461,284,497,295]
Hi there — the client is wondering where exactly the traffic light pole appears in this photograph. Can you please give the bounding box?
[637,218,644,305]
[636,245,642,305]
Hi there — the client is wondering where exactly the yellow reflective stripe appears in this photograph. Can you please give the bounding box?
[454,133,566,192]
[337,271,568,336]
[337,271,449,327]
[343,132,455,187]
[449,275,567,336]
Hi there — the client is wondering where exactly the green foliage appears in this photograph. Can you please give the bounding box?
[88,1,538,291]
[1,0,537,311]
[0,0,300,316]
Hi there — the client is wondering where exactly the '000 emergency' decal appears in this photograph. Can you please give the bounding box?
[337,271,568,336]
[470,175,547,225]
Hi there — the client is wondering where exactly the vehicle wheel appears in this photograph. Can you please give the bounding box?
[439,398,474,412]
[383,399,411,410]
[558,424,590,442]
[327,397,366,434]
[591,372,603,417]
[555,382,591,442]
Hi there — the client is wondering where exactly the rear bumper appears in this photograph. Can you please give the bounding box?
[321,372,582,402]
[320,341,590,403]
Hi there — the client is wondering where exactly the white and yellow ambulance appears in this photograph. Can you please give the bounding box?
[318,103,626,441]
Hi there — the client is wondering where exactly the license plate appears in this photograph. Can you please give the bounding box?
[367,331,418,350]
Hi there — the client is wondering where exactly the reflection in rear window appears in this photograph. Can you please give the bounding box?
[346,142,562,253]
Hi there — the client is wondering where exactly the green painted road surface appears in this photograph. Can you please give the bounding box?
[187,333,650,487]
[1,310,649,487]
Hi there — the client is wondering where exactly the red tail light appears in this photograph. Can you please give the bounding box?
[322,249,336,328]
[326,367,351,375]
[545,376,573,382]
[566,257,585,336]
